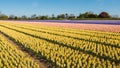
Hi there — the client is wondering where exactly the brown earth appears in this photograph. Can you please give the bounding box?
[0,20,120,33]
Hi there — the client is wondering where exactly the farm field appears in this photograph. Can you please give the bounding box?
[3,20,120,33]
[0,21,120,68]
[0,31,40,68]
[15,20,120,25]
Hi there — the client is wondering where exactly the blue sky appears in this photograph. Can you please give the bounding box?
[0,0,120,17]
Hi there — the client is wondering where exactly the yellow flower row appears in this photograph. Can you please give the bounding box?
[0,23,119,68]
[0,34,39,68]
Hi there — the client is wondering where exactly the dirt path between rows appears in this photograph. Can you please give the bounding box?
[0,32,48,68]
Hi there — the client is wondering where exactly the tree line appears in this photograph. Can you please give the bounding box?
[0,11,119,20]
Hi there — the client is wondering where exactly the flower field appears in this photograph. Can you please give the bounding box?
[0,22,120,68]
[0,33,39,68]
